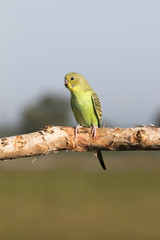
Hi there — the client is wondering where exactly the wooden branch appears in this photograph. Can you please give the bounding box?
[0,125,160,161]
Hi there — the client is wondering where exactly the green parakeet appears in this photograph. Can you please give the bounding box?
[64,72,106,170]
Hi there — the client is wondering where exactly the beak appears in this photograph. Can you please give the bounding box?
[64,79,69,87]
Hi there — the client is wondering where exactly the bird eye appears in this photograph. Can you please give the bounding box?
[71,77,74,80]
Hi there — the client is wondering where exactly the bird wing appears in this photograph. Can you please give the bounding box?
[91,92,102,128]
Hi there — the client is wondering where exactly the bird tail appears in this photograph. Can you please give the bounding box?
[97,151,107,170]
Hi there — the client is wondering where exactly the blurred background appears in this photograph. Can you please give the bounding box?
[0,0,160,239]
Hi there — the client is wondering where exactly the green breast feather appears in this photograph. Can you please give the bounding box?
[71,90,102,128]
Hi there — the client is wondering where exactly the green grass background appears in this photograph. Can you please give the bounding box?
[0,151,160,240]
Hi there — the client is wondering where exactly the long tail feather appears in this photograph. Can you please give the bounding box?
[97,151,107,170]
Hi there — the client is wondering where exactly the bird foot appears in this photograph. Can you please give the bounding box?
[74,124,82,137]
[91,125,98,138]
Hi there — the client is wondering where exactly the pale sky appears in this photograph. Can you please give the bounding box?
[0,0,160,127]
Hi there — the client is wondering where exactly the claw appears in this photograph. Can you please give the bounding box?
[74,124,82,137]
[91,125,98,138]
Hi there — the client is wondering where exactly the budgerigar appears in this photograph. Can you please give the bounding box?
[64,72,106,170]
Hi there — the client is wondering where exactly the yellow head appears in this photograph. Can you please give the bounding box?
[64,72,91,93]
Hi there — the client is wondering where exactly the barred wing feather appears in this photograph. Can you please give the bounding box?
[91,92,102,128]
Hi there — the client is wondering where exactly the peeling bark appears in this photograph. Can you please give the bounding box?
[0,125,160,160]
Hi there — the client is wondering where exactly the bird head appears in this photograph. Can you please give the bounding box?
[64,72,91,93]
